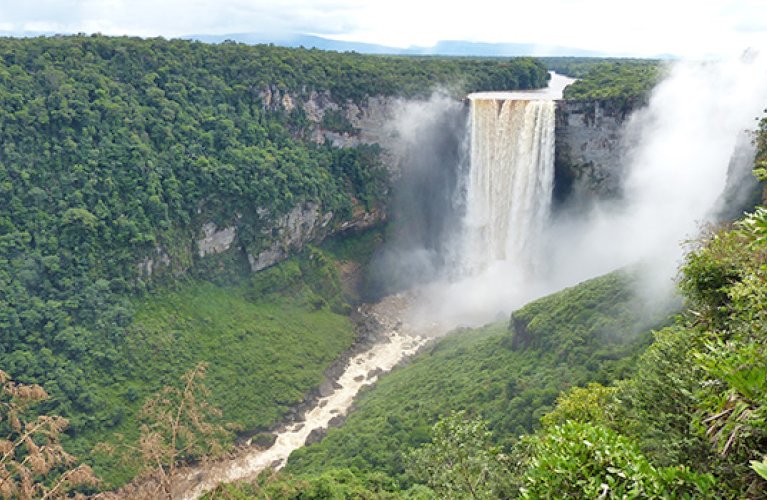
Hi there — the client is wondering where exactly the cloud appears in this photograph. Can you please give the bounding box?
[0,0,364,38]
[0,0,764,57]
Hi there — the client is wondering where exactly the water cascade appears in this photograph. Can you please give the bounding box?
[460,97,556,277]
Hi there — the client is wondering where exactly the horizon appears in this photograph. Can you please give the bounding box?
[0,0,764,59]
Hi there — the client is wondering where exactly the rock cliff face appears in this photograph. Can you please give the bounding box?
[139,92,641,280]
[246,203,332,272]
[260,87,401,171]
[137,89,396,279]
[553,100,634,206]
[198,222,237,258]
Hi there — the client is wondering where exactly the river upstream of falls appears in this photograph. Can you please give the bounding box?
[173,294,432,499]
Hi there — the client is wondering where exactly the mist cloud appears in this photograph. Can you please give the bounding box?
[390,53,767,333]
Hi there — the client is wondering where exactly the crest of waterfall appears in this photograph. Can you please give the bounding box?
[459,98,556,276]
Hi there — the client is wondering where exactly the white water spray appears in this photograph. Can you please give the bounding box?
[544,53,767,298]
[412,55,767,330]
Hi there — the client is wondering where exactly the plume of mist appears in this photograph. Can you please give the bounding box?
[542,53,767,298]
[376,52,767,334]
[367,92,468,297]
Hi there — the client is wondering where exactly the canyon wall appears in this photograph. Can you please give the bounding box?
[138,92,646,280]
[553,100,633,206]
[138,90,396,280]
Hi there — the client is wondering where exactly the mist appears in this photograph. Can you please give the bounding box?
[367,93,468,297]
[543,53,767,297]
[375,52,767,333]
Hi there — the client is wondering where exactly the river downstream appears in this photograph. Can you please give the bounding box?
[172,294,430,499]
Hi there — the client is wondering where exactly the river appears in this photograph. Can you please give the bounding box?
[171,293,431,499]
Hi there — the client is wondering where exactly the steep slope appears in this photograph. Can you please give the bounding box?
[284,270,671,481]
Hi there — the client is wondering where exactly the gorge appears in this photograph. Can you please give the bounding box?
[1,35,766,497]
[164,57,767,496]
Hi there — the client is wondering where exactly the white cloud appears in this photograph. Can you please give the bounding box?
[0,0,764,57]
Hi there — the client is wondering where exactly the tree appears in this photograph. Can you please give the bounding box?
[516,421,714,498]
[139,362,232,496]
[0,370,98,499]
[99,363,232,498]
[407,411,510,499]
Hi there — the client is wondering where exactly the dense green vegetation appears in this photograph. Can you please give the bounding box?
[502,195,767,496]
[547,58,662,104]
[78,247,354,485]
[285,270,668,483]
[0,34,550,486]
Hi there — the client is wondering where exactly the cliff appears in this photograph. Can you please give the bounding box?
[138,90,397,280]
[553,99,634,206]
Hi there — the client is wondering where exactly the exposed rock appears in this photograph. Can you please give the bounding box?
[328,415,345,427]
[197,222,236,257]
[259,86,402,175]
[318,379,336,398]
[281,93,295,111]
[338,207,384,232]
[134,90,402,281]
[554,99,634,205]
[304,427,326,446]
[137,246,172,278]
[247,202,334,272]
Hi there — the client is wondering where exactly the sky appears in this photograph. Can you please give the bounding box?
[0,0,765,58]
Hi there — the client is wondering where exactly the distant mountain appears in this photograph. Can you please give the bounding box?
[188,33,402,55]
[0,30,638,58]
[186,33,608,57]
[409,40,605,57]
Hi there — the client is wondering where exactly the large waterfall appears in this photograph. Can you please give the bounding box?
[460,97,556,276]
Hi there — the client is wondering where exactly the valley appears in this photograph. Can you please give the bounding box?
[0,32,765,499]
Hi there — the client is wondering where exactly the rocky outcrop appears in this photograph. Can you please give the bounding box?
[137,246,172,278]
[246,202,334,272]
[197,222,237,257]
[554,100,634,205]
[259,86,402,174]
[133,88,397,281]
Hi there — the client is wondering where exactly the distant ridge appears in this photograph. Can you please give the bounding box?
[0,30,632,58]
[187,33,608,57]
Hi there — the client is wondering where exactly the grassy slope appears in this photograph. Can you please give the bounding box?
[286,270,670,481]
[70,249,358,486]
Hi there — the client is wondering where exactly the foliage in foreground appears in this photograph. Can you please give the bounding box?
[206,468,429,500]
[407,412,510,499]
[516,421,714,498]
[499,202,767,497]
[0,370,98,498]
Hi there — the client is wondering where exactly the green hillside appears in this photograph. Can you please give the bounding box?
[285,270,668,481]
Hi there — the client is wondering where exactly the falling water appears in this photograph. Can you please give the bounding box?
[460,97,556,276]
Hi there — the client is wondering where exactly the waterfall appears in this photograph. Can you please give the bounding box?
[460,97,556,276]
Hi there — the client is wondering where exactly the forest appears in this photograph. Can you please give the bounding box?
[0,34,553,491]
[0,32,764,498]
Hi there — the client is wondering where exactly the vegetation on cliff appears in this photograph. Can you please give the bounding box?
[546,58,662,104]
